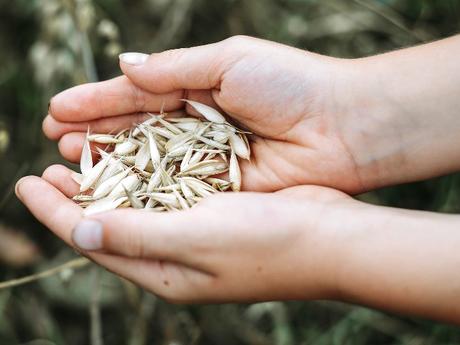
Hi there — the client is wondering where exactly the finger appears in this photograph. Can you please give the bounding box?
[43,112,149,141]
[49,76,184,122]
[72,207,210,269]
[119,40,237,93]
[15,176,82,244]
[41,164,80,198]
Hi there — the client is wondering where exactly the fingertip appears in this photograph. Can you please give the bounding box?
[41,164,80,198]
[58,134,81,164]
[50,84,101,122]
[48,91,69,122]
[42,115,60,140]
[15,175,36,201]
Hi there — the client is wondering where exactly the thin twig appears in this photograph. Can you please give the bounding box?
[0,257,90,290]
[90,267,104,345]
[128,291,157,345]
[352,0,429,42]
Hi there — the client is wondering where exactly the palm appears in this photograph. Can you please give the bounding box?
[202,43,361,192]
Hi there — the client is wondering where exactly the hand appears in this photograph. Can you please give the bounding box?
[16,166,460,323]
[44,35,460,194]
[43,35,369,193]
[16,164,350,303]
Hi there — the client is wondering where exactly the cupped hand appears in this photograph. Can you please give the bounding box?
[15,164,354,303]
[43,35,368,193]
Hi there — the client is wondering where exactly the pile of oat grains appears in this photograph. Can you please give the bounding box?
[71,100,251,215]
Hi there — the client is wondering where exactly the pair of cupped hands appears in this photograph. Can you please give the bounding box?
[15,36,429,303]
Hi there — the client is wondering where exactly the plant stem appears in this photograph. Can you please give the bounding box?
[0,257,90,290]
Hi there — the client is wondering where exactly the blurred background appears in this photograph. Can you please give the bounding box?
[1,0,460,344]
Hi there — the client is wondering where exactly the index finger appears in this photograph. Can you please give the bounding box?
[49,76,184,122]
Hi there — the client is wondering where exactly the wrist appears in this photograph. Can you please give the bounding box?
[330,57,416,191]
[329,202,460,322]
[293,193,371,301]
[332,38,460,190]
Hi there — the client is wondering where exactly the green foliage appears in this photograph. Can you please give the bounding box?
[1,0,459,344]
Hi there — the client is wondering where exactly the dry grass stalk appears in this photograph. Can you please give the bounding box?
[72,100,251,215]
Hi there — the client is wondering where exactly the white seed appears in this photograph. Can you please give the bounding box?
[134,142,150,171]
[93,169,130,199]
[182,177,217,197]
[167,117,201,123]
[123,185,144,209]
[108,174,140,198]
[80,154,112,192]
[174,122,200,132]
[179,178,194,199]
[212,131,230,143]
[88,134,122,144]
[194,135,230,150]
[149,126,175,139]
[114,141,138,155]
[173,189,189,209]
[178,160,228,176]
[229,149,241,192]
[148,113,183,135]
[181,99,226,123]
[147,192,180,208]
[132,117,158,136]
[148,131,161,166]
[80,130,93,175]
[83,196,127,216]
[229,132,250,160]
[165,132,193,152]
[189,148,206,166]
[180,143,195,172]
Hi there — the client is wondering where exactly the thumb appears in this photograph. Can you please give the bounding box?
[71,208,202,265]
[118,41,232,93]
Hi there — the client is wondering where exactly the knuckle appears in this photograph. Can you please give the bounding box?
[158,48,186,63]
[125,227,146,258]
[224,35,251,46]
[129,84,147,112]
[41,116,55,140]
[41,164,64,179]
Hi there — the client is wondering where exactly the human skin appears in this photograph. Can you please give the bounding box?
[16,35,460,323]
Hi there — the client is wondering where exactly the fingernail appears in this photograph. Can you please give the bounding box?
[119,52,149,66]
[72,219,103,251]
[15,177,26,200]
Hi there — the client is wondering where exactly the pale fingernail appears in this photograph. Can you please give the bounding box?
[72,219,103,251]
[119,52,149,66]
[15,177,27,200]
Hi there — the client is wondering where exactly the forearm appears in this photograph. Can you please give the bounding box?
[337,35,460,189]
[329,202,460,324]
